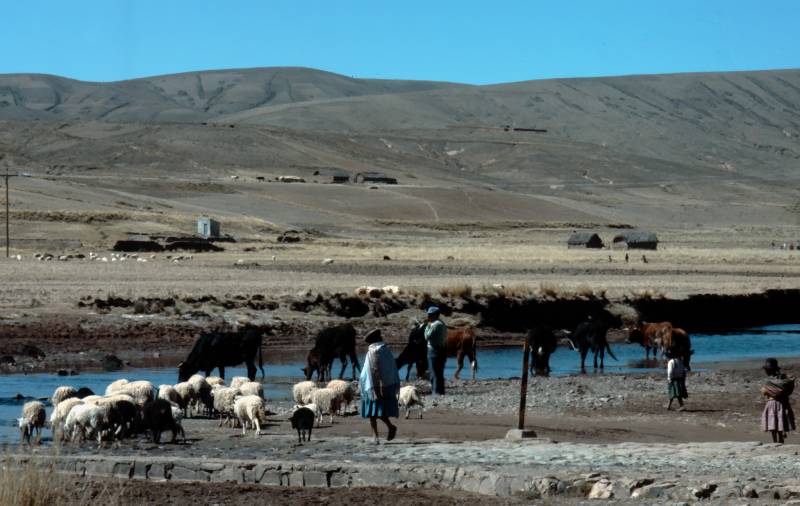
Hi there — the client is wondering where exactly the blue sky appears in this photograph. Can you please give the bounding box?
[3,1,798,84]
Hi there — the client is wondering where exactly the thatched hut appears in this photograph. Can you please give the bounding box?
[567,232,604,249]
[612,231,659,250]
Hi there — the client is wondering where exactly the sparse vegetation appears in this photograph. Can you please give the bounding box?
[439,284,472,298]
[0,455,66,506]
[538,282,563,298]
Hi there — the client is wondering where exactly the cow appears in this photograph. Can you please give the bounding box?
[302,323,360,382]
[447,327,478,380]
[527,325,558,376]
[567,314,621,373]
[626,321,673,360]
[396,324,478,380]
[178,324,265,382]
[662,327,693,371]
[396,324,429,381]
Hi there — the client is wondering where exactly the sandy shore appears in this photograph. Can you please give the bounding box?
[6,360,800,503]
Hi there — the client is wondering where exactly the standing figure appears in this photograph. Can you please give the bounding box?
[423,306,448,395]
[360,329,399,444]
[761,358,796,444]
[666,349,688,411]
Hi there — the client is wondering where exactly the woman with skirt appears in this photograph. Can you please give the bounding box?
[360,329,400,443]
[666,349,688,411]
[761,357,796,444]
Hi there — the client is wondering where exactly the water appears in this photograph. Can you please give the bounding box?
[2,324,799,443]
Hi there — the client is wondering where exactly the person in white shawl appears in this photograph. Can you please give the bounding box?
[359,329,400,443]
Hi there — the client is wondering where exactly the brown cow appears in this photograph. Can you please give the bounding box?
[396,324,478,380]
[626,322,673,360]
[662,327,692,371]
[446,327,478,380]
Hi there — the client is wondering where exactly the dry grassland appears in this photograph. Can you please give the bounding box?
[2,227,799,313]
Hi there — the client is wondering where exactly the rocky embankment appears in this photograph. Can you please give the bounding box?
[3,288,800,374]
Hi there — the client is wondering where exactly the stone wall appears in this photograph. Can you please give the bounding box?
[8,453,800,501]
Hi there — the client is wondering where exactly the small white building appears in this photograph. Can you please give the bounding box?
[197,216,220,238]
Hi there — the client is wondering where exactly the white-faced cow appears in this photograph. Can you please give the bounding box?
[527,325,558,376]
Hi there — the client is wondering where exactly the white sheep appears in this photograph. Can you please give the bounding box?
[64,403,110,444]
[188,374,212,415]
[238,381,264,399]
[169,402,186,441]
[211,386,240,427]
[51,386,78,406]
[18,401,46,444]
[93,395,138,438]
[293,403,322,428]
[115,380,155,406]
[233,395,267,436]
[310,388,340,425]
[292,381,317,404]
[174,381,196,416]
[50,398,84,440]
[105,378,129,396]
[398,385,424,419]
[206,376,225,387]
[158,384,181,405]
[229,376,250,389]
[325,379,355,415]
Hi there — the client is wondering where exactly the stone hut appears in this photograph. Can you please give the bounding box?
[355,171,397,184]
[313,168,350,184]
[567,232,604,249]
[612,231,659,250]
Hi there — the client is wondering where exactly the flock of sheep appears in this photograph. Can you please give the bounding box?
[17,374,425,447]
[15,252,194,263]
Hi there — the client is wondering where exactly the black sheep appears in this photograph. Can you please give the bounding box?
[289,407,314,443]
[141,399,184,443]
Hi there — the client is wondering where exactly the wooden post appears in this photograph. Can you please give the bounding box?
[518,332,530,430]
[3,173,12,258]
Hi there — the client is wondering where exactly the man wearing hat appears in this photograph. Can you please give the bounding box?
[423,306,448,395]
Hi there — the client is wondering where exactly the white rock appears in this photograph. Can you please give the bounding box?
[589,479,614,499]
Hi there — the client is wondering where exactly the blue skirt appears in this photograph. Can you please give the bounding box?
[361,388,399,418]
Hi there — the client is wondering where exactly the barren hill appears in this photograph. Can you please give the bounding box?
[0,67,798,237]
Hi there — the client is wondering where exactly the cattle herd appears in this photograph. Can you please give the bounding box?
[17,314,692,446]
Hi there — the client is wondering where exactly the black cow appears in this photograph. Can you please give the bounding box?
[302,324,360,381]
[395,324,429,381]
[567,314,621,373]
[178,324,265,382]
[527,326,558,376]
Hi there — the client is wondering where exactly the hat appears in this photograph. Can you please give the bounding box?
[364,328,382,343]
[426,306,441,315]
[763,357,780,372]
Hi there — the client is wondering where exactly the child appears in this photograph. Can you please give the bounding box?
[761,357,796,444]
[666,349,688,411]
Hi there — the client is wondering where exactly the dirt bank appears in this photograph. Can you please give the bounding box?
[2,289,799,374]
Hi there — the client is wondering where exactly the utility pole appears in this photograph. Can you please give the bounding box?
[1,172,19,258]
